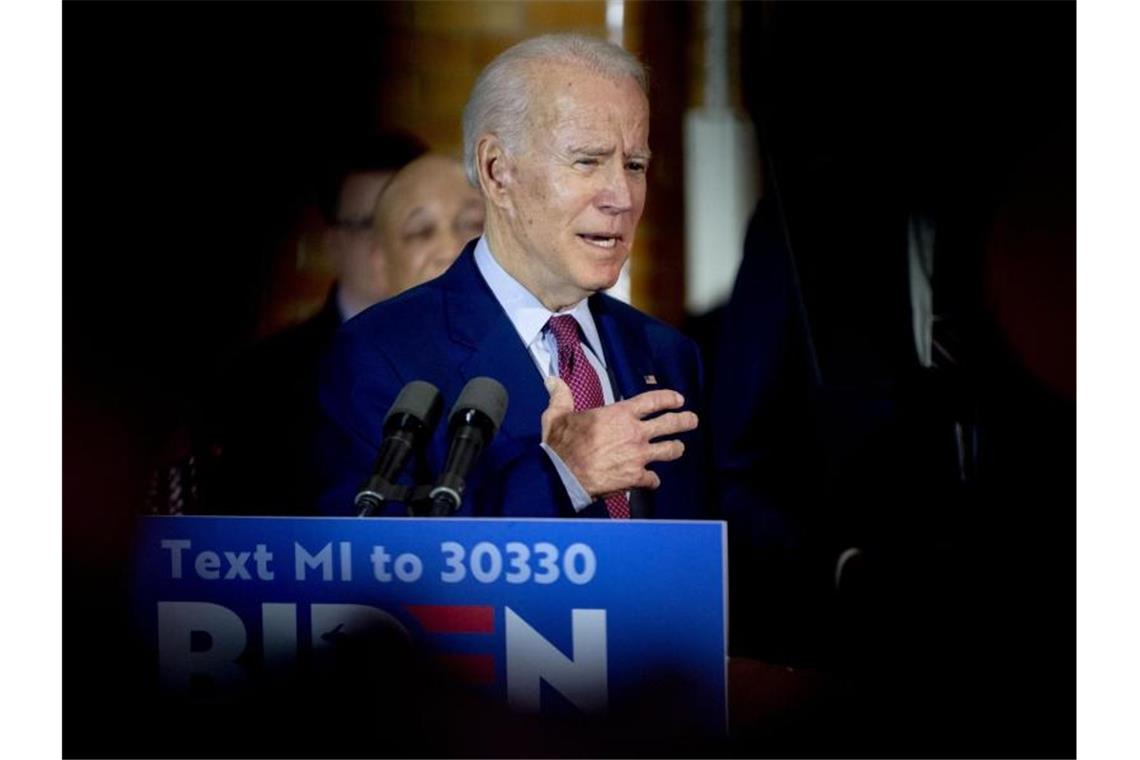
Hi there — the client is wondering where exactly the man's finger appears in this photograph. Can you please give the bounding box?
[541,376,576,442]
[642,410,699,441]
[623,389,685,418]
[646,439,685,463]
[543,375,575,415]
[635,469,662,490]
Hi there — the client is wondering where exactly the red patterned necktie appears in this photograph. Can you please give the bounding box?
[547,314,631,519]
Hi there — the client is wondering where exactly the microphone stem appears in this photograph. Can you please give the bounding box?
[428,492,458,517]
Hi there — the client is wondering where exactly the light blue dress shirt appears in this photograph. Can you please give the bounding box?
[473,236,616,511]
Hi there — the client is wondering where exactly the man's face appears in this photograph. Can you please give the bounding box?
[375,155,485,295]
[498,62,650,311]
[330,170,393,307]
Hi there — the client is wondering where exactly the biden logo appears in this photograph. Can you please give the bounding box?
[156,602,609,715]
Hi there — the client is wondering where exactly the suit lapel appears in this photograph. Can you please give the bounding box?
[442,243,549,446]
[590,295,655,402]
[438,251,660,519]
[442,247,657,411]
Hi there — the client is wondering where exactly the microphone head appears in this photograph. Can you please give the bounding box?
[450,377,509,434]
[385,380,443,432]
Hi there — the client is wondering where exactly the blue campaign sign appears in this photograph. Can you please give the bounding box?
[131,516,728,735]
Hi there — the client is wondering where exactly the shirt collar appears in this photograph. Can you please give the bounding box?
[473,236,607,367]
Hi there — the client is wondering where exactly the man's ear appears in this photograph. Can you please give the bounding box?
[476,134,514,210]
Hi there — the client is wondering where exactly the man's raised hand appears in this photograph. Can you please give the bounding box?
[540,376,699,498]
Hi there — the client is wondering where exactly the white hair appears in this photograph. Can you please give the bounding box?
[461,33,648,188]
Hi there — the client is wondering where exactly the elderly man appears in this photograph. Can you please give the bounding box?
[316,34,703,518]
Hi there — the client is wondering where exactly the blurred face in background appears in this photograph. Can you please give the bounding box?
[326,170,394,318]
[373,155,485,295]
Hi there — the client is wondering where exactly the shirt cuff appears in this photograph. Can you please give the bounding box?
[540,442,594,512]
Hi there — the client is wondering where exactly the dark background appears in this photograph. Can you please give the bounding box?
[66,4,401,755]
[726,3,1074,757]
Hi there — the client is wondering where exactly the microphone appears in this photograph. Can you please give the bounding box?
[426,377,508,516]
[355,380,443,517]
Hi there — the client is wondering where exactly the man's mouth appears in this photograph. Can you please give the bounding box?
[577,233,622,249]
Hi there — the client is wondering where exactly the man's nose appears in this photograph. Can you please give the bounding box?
[597,163,633,215]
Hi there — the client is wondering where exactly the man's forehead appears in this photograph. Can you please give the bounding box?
[526,63,648,137]
[548,103,649,152]
[389,157,468,206]
[375,157,473,227]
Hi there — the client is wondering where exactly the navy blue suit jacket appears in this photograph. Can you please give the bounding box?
[315,240,706,519]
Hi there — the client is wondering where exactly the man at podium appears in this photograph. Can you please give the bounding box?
[316,34,704,519]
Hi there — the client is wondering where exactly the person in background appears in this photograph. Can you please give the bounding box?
[370,153,485,297]
[320,132,430,321]
[156,133,432,516]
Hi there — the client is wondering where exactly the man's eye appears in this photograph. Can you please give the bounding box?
[626,161,647,173]
[575,158,599,167]
[404,226,434,242]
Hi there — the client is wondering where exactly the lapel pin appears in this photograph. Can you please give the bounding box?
[643,374,657,385]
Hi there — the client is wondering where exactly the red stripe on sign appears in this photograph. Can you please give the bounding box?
[437,654,496,685]
[405,605,494,634]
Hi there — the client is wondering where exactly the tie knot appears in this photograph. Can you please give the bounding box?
[547,314,580,351]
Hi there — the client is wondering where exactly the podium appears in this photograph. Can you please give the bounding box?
[131,516,727,753]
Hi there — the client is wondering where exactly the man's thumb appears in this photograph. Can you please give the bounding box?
[544,375,575,414]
